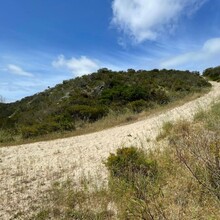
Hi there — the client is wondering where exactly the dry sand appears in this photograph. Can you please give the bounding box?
[0,82,220,219]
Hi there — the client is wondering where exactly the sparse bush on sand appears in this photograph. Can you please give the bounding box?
[27,100,220,219]
[105,147,158,184]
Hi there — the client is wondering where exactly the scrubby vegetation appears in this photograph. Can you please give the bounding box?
[31,181,114,220]
[203,66,220,81]
[32,101,220,219]
[105,147,158,184]
[0,68,211,142]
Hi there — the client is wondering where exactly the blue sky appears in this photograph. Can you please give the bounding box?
[0,0,220,102]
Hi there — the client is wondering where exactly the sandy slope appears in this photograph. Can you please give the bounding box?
[0,82,220,219]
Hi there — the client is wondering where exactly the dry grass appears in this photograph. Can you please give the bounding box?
[31,179,115,220]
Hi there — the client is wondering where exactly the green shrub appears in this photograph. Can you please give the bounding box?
[52,114,75,131]
[67,105,108,122]
[105,147,158,184]
[203,66,220,81]
[128,99,148,113]
[153,89,170,104]
[21,120,75,139]
[21,126,39,139]
[0,130,15,143]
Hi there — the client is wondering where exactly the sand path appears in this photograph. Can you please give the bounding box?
[1,82,220,219]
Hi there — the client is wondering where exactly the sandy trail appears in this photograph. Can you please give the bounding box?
[0,82,220,219]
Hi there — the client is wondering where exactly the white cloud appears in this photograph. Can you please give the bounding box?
[112,0,208,42]
[160,38,220,68]
[52,55,100,76]
[7,64,34,77]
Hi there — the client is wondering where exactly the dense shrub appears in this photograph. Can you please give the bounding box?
[128,99,149,113]
[0,130,15,143]
[105,147,158,183]
[203,66,220,81]
[21,120,75,139]
[21,126,40,139]
[67,105,108,122]
[52,114,75,131]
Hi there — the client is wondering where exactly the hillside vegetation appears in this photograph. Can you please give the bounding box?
[0,68,210,142]
[203,65,220,82]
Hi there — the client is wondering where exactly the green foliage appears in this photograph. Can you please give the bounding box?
[203,66,220,81]
[21,123,58,139]
[0,130,15,143]
[67,105,108,122]
[128,99,151,113]
[105,147,158,184]
[21,117,75,139]
[0,68,211,141]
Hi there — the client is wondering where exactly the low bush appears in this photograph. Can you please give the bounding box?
[21,120,75,139]
[67,105,108,122]
[128,99,151,113]
[105,147,158,184]
[0,130,15,143]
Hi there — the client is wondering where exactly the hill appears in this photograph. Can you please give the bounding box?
[0,68,211,141]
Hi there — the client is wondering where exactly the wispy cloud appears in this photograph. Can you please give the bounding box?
[6,64,34,77]
[160,37,220,68]
[52,55,100,76]
[112,0,208,43]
